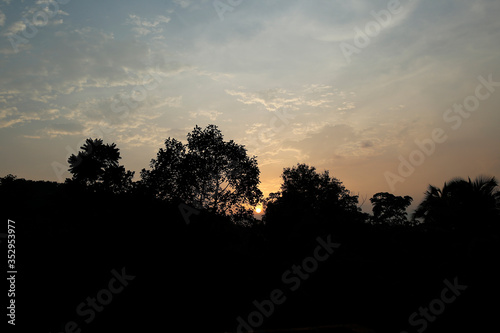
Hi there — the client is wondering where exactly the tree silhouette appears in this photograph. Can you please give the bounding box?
[0,174,17,186]
[141,124,262,218]
[264,164,363,236]
[68,138,134,193]
[369,192,413,226]
[413,175,500,231]
[139,138,187,201]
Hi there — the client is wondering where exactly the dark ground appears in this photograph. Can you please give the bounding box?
[2,179,499,332]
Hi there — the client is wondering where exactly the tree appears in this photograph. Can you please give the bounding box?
[139,138,187,202]
[0,174,17,186]
[413,175,500,231]
[68,138,134,193]
[369,192,413,226]
[264,164,363,236]
[140,125,263,219]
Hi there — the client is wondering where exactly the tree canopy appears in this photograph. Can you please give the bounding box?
[370,192,413,226]
[413,175,500,231]
[59,132,500,233]
[264,163,363,236]
[140,124,262,219]
[67,138,134,194]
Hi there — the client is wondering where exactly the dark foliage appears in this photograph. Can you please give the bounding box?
[67,138,134,194]
[370,192,413,225]
[140,124,263,220]
[2,135,499,332]
[264,164,366,243]
[414,175,500,232]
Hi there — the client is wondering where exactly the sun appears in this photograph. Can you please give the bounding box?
[255,206,262,214]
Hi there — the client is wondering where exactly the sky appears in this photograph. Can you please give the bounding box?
[1,0,499,213]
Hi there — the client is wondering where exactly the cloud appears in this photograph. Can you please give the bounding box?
[189,109,222,121]
[286,124,358,160]
[0,27,151,95]
[152,96,183,109]
[58,90,184,147]
[0,118,23,128]
[127,14,171,37]
[293,0,422,43]
[26,0,70,19]
[0,25,193,110]
[0,107,18,128]
[0,0,498,203]
[225,88,302,112]
[2,0,69,36]
[226,85,356,116]
[4,20,26,35]
[361,140,374,148]
[0,10,5,26]
[42,122,84,138]
[195,69,234,82]
[280,121,410,166]
[228,85,359,155]
[173,0,191,9]
[114,123,172,148]
[0,106,54,128]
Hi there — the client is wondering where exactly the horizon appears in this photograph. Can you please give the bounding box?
[1,0,499,215]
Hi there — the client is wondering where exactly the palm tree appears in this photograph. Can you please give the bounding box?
[413,175,500,231]
[68,138,134,193]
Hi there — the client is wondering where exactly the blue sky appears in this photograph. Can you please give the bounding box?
[1,0,499,212]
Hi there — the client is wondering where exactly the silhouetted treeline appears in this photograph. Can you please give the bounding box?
[1,125,499,332]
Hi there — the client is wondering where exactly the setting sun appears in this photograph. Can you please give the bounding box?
[255,207,262,214]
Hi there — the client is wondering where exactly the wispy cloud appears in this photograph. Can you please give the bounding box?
[0,0,498,205]
[0,9,5,26]
[189,109,222,121]
[42,123,84,138]
[173,0,191,9]
[127,14,171,37]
